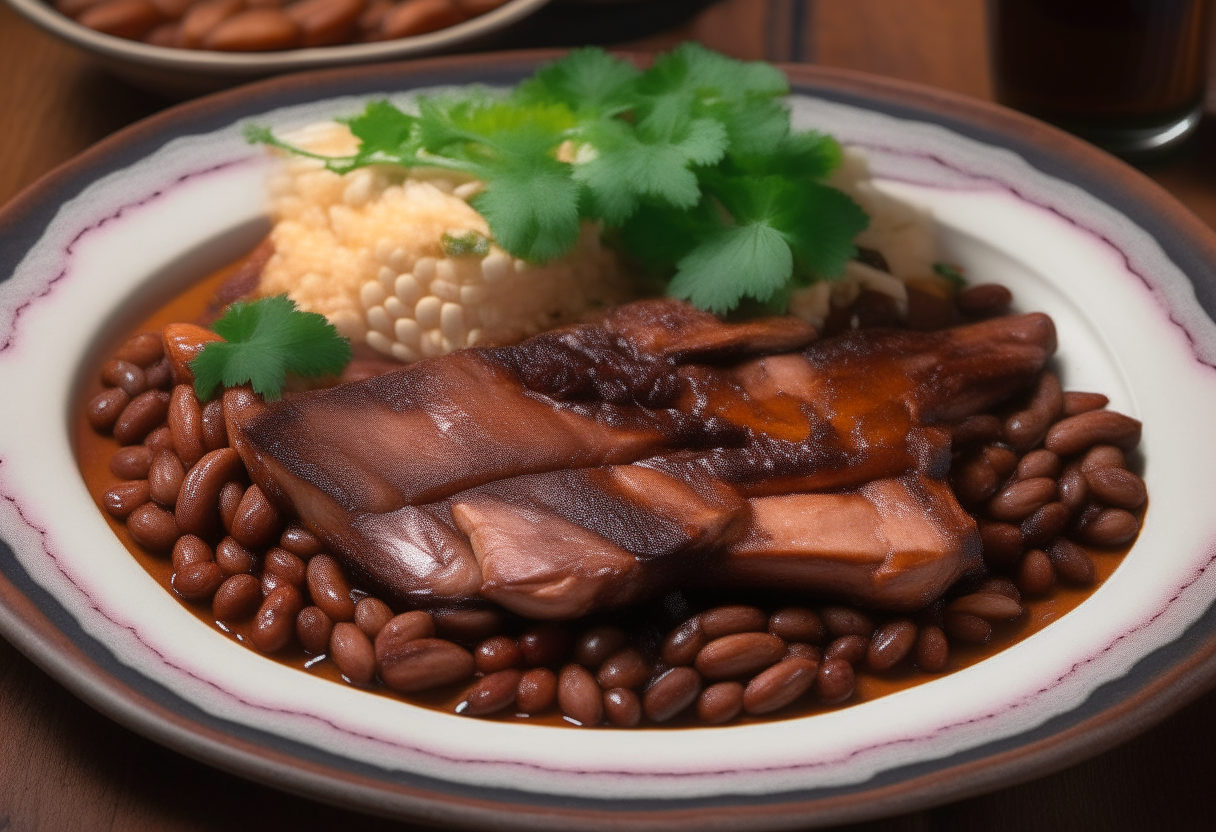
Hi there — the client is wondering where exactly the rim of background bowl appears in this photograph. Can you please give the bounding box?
[2,0,553,75]
[3,51,1216,830]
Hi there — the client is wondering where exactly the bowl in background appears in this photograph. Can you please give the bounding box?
[2,0,551,97]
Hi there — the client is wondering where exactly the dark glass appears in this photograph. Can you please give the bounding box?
[990,0,1211,154]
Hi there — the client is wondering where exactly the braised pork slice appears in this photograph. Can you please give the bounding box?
[227,299,1056,616]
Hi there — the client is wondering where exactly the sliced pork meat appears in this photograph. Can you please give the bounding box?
[226,299,1056,617]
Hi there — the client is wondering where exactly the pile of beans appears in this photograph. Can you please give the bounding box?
[82,281,1144,728]
[56,0,508,51]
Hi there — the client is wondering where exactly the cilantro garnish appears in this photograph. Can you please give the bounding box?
[190,295,351,402]
[933,262,967,288]
[246,44,869,314]
[442,230,491,257]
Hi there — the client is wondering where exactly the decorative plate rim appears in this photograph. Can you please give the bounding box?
[3,53,1216,830]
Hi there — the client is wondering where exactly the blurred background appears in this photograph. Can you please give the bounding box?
[2,0,1215,829]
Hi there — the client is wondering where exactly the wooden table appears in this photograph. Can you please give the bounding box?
[2,1,1215,828]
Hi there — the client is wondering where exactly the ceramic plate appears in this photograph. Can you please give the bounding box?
[3,54,1216,830]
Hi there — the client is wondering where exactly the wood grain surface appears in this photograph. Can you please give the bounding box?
[2,0,1216,829]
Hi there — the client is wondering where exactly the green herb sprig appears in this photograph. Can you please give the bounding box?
[191,295,352,401]
[247,44,869,315]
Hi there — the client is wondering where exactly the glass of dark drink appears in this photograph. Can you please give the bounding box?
[989,0,1211,156]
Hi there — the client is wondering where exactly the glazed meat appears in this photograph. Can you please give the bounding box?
[226,300,1057,617]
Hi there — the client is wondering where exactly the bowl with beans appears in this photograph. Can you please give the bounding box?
[4,0,550,96]
[3,54,1216,830]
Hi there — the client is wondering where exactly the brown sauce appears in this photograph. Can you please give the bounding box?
[72,257,1134,727]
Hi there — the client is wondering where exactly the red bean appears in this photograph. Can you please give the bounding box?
[815,658,855,704]
[1021,501,1070,548]
[176,448,244,538]
[296,606,334,654]
[279,522,324,558]
[984,445,1019,480]
[230,483,282,549]
[700,604,767,638]
[171,534,213,572]
[353,597,394,639]
[474,635,523,673]
[215,536,257,576]
[1004,372,1062,451]
[952,414,1003,446]
[148,449,185,507]
[306,554,356,621]
[144,358,172,390]
[516,667,558,714]
[375,611,435,651]
[104,481,150,520]
[944,611,992,644]
[1048,538,1096,585]
[252,585,304,653]
[168,384,206,467]
[114,332,164,367]
[695,632,786,679]
[330,622,376,684]
[979,576,1021,602]
[914,625,949,672]
[596,647,649,690]
[1017,449,1061,480]
[978,520,1024,568]
[172,561,224,601]
[110,445,153,479]
[1045,410,1142,456]
[785,642,822,663]
[643,667,701,722]
[768,607,824,644]
[1081,445,1127,473]
[1062,391,1109,416]
[212,573,262,621]
[460,669,521,716]
[866,620,917,671]
[824,634,868,665]
[101,359,147,397]
[218,481,244,533]
[572,626,628,669]
[603,688,642,727]
[113,389,170,445]
[1084,466,1147,510]
[432,608,505,643]
[286,0,364,45]
[694,681,744,723]
[987,477,1056,522]
[558,664,603,726]
[200,399,228,451]
[946,592,1023,621]
[377,638,474,693]
[519,624,573,667]
[1074,507,1140,547]
[260,571,291,598]
[378,0,463,40]
[957,282,1012,317]
[743,656,817,714]
[952,453,998,504]
[820,606,874,638]
[126,503,179,552]
[1018,549,1056,595]
[86,388,131,432]
[661,617,706,666]
[263,546,306,588]
[1058,463,1089,512]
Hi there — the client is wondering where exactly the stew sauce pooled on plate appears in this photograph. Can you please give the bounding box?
[75,46,1146,726]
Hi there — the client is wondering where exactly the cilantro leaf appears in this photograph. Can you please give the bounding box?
[342,100,418,156]
[473,156,581,262]
[668,223,793,314]
[515,47,641,116]
[191,295,351,401]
